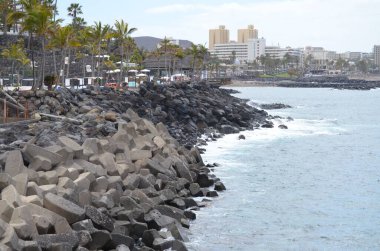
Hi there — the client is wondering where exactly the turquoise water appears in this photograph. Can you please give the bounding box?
[188,87,380,251]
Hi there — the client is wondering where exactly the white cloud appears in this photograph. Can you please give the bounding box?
[142,0,380,51]
[145,4,209,14]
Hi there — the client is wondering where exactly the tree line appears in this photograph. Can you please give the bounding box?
[0,0,210,89]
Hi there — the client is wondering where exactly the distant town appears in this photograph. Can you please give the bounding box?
[208,25,380,77]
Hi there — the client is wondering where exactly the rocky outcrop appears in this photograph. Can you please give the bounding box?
[1,82,270,151]
[0,110,227,250]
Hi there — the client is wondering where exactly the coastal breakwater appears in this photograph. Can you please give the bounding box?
[0,82,273,250]
[230,76,380,90]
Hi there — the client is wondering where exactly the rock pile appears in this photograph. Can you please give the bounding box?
[3,82,270,149]
[0,110,225,250]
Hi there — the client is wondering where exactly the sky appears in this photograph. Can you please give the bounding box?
[57,0,380,52]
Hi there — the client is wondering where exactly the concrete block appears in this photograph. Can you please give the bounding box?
[13,204,71,234]
[58,136,82,153]
[12,173,28,196]
[44,192,85,224]
[23,143,63,166]
[58,177,76,189]
[38,170,58,185]
[28,155,52,171]
[130,150,152,161]
[90,176,109,193]
[1,185,23,208]
[4,150,25,177]
[0,201,13,223]
[67,167,80,180]
[174,161,193,182]
[0,173,12,190]
[82,138,99,157]
[26,182,43,197]
[74,159,107,177]
[38,184,57,196]
[123,174,140,190]
[21,195,43,207]
[153,136,166,149]
[85,205,114,232]
[0,218,20,250]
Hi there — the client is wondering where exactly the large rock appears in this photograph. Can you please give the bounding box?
[0,201,13,223]
[74,159,107,177]
[130,150,152,161]
[85,205,114,232]
[141,159,172,177]
[144,209,176,230]
[0,173,12,190]
[43,192,85,224]
[15,204,71,234]
[23,143,63,166]
[1,185,23,208]
[0,218,20,250]
[4,150,25,177]
[173,161,193,182]
[58,136,82,153]
[35,231,91,249]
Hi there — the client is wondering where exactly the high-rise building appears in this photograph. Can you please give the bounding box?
[209,25,230,50]
[374,45,380,66]
[238,25,258,43]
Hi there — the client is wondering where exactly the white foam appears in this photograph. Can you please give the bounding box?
[201,117,346,160]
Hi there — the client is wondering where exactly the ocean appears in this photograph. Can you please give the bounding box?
[188,87,380,251]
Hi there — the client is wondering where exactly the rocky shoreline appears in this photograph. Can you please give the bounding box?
[228,77,380,90]
[0,82,274,250]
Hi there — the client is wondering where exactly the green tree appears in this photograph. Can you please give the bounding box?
[187,43,199,78]
[67,3,83,29]
[0,0,14,35]
[1,40,30,85]
[8,0,58,89]
[49,25,79,84]
[356,60,368,73]
[113,19,137,83]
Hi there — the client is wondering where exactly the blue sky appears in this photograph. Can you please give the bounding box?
[57,0,380,52]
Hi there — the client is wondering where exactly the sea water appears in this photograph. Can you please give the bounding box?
[188,87,380,251]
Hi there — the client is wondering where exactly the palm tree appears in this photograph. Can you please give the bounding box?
[0,0,14,35]
[8,0,58,89]
[67,3,82,28]
[187,43,199,79]
[1,40,30,85]
[158,37,171,77]
[49,25,79,85]
[174,47,185,75]
[87,21,111,81]
[113,19,137,83]
[197,44,208,79]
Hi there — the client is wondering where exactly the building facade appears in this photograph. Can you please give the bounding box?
[210,38,266,63]
[209,25,230,50]
[238,25,258,43]
[374,45,380,66]
[247,38,266,61]
[210,42,248,62]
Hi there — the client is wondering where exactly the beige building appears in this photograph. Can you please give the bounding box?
[209,25,230,50]
[238,25,258,43]
[374,45,380,66]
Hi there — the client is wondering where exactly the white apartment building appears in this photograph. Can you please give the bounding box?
[248,38,266,61]
[211,42,249,62]
[304,46,337,66]
[210,38,266,63]
[265,46,304,64]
